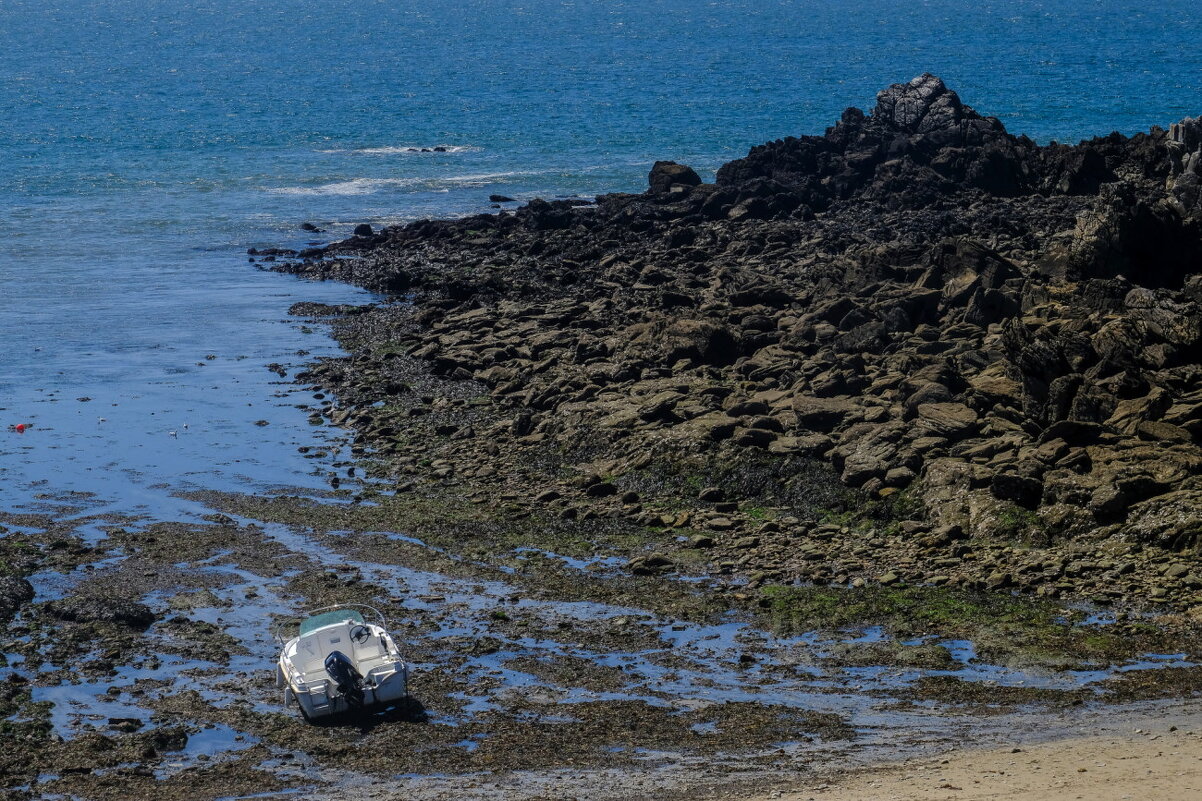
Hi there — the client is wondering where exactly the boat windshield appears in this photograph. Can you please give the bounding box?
[298,609,365,636]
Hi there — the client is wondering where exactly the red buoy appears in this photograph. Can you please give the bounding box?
[14,423,26,433]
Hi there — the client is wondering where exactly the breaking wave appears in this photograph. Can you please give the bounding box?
[264,171,528,197]
[265,178,421,196]
[317,145,483,155]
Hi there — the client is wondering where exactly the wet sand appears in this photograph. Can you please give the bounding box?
[751,704,1202,801]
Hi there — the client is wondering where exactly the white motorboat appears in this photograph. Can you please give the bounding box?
[274,604,409,721]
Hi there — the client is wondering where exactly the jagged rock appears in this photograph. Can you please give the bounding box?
[648,161,702,194]
[656,319,739,366]
[914,402,979,439]
[272,75,1202,596]
[1124,490,1202,551]
[873,73,969,134]
[1168,117,1202,213]
[0,576,34,621]
[792,395,859,432]
[46,596,157,629]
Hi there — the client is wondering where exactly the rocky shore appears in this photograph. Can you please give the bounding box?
[7,75,1202,801]
[266,74,1202,615]
[263,73,1202,610]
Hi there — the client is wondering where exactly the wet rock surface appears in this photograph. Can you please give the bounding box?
[271,75,1202,614]
[4,490,1201,801]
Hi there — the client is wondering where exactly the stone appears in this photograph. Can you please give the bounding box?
[648,161,702,194]
[990,471,1044,509]
[725,399,771,417]
[914,402,979,439]
[584,482,618,498]
[46,596,157,629]
[884,466,916,487]
[628,553,674,575]
[0,576,34,620]
[1039,420,1103,446]
[659,319,739,366]
[1136,420,1192,443]
[873,73,966,134]
[985,571,1013,589]
[792,395,859,432]
[734,427,777,448]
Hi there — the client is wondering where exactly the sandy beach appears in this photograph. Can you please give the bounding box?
[763,725,1202,801]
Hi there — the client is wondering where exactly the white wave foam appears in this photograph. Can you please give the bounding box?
[442,171,523,184]
[265,178,421,196]
[317,145,483,155]
[266,170,536,197]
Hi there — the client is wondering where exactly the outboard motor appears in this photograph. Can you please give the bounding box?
[323,650,365,708]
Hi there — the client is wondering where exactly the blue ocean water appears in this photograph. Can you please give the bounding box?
[1,0,1201,511]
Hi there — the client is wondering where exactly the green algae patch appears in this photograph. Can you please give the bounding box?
[0,676,53,755]
[822,640,958,669]
[185,489,651,563]
[757,584,1196,669]
[902,676,1087,711]
[759,584,1062,634]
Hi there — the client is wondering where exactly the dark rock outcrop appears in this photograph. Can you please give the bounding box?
[46,596,157,629]
[648,161,702,194]
[270,75,1202,606]
[0,576,34,622]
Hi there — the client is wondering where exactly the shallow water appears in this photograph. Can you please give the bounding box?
[18,508,1192,747]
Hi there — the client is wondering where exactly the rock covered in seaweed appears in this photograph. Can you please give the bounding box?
[270,75,1202,606]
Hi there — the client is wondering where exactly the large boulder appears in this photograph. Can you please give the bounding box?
[648,161,702,194]
[872,73,973,135]
[659,319,740,365]
[914,402,980,440]
[1041,182,1202,287]
[0,576,34,621]
[1123,490,1202,552]
[1167,117,1202,214]
[46,596,157,630]
[792,395,860,432]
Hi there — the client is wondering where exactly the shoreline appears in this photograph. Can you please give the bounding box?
[749,709,1202,801]
[5,73,1202,800]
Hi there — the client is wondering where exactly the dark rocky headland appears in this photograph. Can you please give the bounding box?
[267,74,1202,614]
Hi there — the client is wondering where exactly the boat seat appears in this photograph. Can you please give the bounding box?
[293,622,355,676]
[293,622,393,679]
[352,631,394,676]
